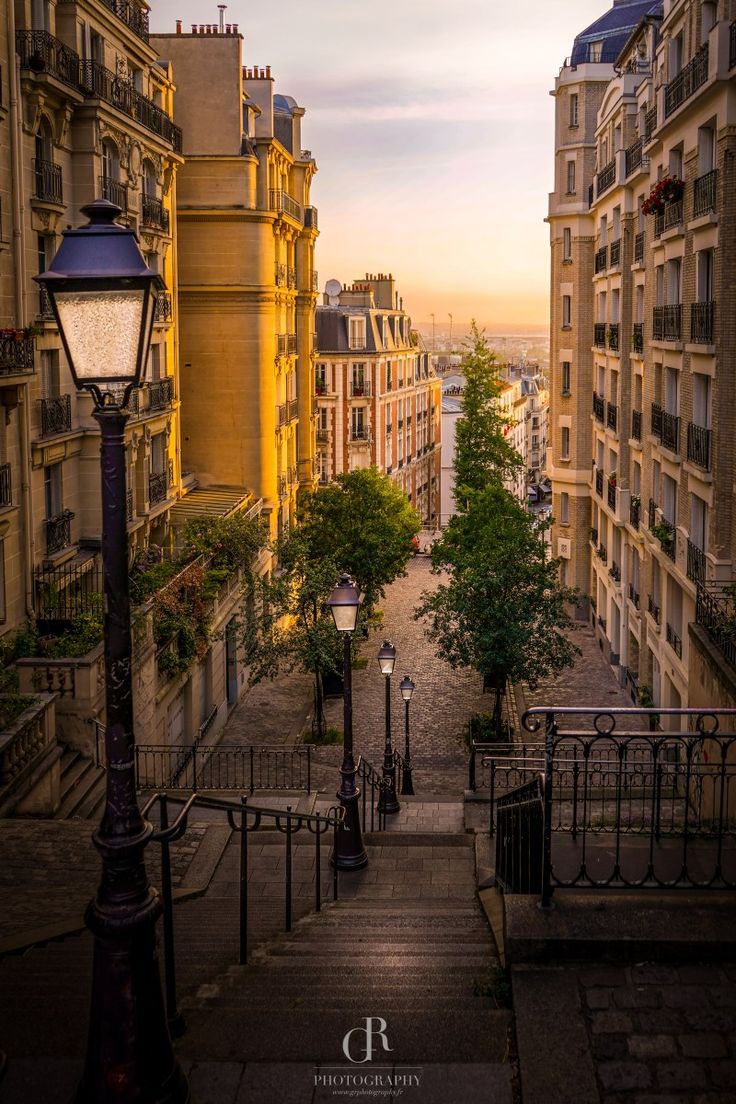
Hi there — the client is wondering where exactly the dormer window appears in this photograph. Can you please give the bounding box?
[349,316,366,350]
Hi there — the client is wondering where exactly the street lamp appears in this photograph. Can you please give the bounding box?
[36,200,189,1104]
[326,573,368,869]
[399,675,416,796]
[377,640,400,814]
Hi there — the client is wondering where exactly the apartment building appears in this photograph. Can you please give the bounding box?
[314,275,442,528]
[549,0,736,713]
[150,23,319,544]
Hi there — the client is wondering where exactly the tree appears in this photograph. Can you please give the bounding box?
[297,467,421,610]
[416,483,579,728]
[453,322,524,497]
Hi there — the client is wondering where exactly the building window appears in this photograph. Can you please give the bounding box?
[560,492,569,525]
[561,361,571,394]
[561,427,570,459]
[44,462,63,518]
[563,227,572,261]
[566,160,576,194]
[569,93,578,127]
[0,540,5,621]
[562,296,571,328]
[349,316,366,350]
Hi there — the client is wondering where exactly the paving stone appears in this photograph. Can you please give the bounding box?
[586,989,612,1010]
[678,1033,727,1059]
[598,1060,652,1092]
[707,1059,736,1088]
[628,1035,677,1059]
[663,987,709,1011]
[656,1060,707,1090]
[591,1010,635,1034]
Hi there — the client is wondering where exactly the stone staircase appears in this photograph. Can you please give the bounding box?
[55,749,106,820]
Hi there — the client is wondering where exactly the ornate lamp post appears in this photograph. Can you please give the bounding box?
[377,640,400,814]
[36,200,189,1104]
[326,573,368,870]
[399,675,416,796]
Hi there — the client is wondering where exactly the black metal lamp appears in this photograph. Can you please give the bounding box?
[326,574,368,869]
[35,199,157,407]
[377,641,400,815]
[400,675,416,796]
[37,200,188,1104]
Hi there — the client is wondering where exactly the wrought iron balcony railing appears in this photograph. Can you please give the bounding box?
[596,159,616,196]
[288,398,299,422]
[126,487,134,522]
[644,106,657,141]
[628,584,640,608]
[100,175,128,212]
[663,200,683,232]
[687,422,711,470]
[595,468,604,497]
[666,623,683,658]
[45,509,74,555]
[311,271,319,292]
[651,402,663,438]
[632,409,642,441]
[288,334,298,355]
[731,20,736,69]
[696,581,736,669]
[632,322,644,355]
[594,247,607,274]
[141,194,170,233]
[625,138,643,176]
[0,463,11,508]
[630,498,640,529]
[607,480,616,509]
[0,332,35,375]
[687,539,706,584]
[148,376,174,411]
[96,0,149,42]
[609,561,621,583]
[38,286,55,321]
[648,498,657,531]
[634,231,645,263]
[154,292,173,323]
[269,190,302,222]
[287,267,297,290]
[40,394,72,436]
[607,323,619,351]
[609,238,621,267]
[693,169,717,217]
[661,411,680,454]
[648,594,660,624]
[664,43,708,118]
[149,469,169,506]
[79,61,182,151]
[275,263,286,288]
[33,158,63,203]
[304,206,318,230]
[606,402,617,432]
[590,527,598,545]
[653,304,682,341]
[350,428,370,442]
[691,301,714,344]
[15,30,80,89]
[349,381,370,397]
[594,323,606,348]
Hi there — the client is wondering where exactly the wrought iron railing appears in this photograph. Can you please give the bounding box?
[45,509,74,555]
[665,623,683,658]
[648,594,661,624]
[38,286,55,321]
[628,583,640,608]
[40,393,72,436]
[653,304,682,341]
[687,539,706,584]
[606,402,617,432]
[644,106,657,141]
[696,582,736,669]
[34,554,102,624]
[304,206,318,229]
[609,238,621,266]
[141,194,170,232]
[0,333,34,375]
[495,776,544,894]
[630,498,640,529]
[79,61,182,151]
[664,44,709,118]
[661,410,680,453]
[148,376,174,411]
[0,463,11,508]
[609,561,621,583]
[691,301,714,344]
[634,231,645,263]
[349,381,370,397]
[15,30,80,88]
[594,246,607,274]
[731,20,736,68]
[33,158,63,203]
[149,469,169,506]
[350,428,370,442]
[607,480,616,509]
[595,468,603,497]
[100,175,128,212]
[135,743,313,793]
[632,409,642,440]
[651,402,663,438]
[67,0,150,42]
[594,323,606,349]
[625,138,643,176]
[275,262,286,287]
[596,159,616,196]
[154,293,173,323]
[693,169,717,217]
[648,498,657,531]
[607,323,619,352]
[632,322,644,355]
[687,422,711,470]
[269,189,302,222]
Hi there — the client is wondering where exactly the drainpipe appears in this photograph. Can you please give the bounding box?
[7,1,36,617]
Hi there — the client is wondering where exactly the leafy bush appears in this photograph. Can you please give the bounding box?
[0,694,36,731]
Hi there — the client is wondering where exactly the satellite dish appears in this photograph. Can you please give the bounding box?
[325,278,342,305]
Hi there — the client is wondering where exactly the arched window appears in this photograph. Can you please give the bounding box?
[142,160,157,197]
[101,139,120,184]
[35,117,53,165]
[34,118,59,202]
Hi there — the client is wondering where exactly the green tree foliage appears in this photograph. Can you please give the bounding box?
[417,322,578,729]
[453,322,524,497]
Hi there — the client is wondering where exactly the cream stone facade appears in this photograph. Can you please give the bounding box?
[150,24,319,544]
[550,0,736,713]
[314,275,442,527]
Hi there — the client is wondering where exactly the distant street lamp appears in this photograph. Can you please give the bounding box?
[399,675,416,796]
[36,200,188,1104]
[377,640,400,814]
[327,573,368,869]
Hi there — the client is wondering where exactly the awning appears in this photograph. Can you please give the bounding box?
[169,485,255,527]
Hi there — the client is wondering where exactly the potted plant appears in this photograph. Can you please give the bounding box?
[632,328,644,354]
[651,519,674,545]
[642,175,684,216]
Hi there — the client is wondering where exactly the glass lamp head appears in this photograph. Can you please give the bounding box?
[400,675,415,702]
[377,640,396,677]
[35,199,158,402]
[327,573,361,634]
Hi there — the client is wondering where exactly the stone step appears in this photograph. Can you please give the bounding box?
[56,760,105,820]
[364,832,473,848]
[201,995,500,1012]
[263,942,493,957]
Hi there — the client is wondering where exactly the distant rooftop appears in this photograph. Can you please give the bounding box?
[570,0,662,65]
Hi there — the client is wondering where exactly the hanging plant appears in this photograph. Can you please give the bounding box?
[642,175,684,216]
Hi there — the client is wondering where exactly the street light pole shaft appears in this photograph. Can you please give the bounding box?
[401,697,415,796]
[333,632,367,869]
[77,408,188,1104]
[379,673,400,814]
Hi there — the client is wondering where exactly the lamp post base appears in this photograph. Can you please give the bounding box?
[378,765,401,815]
[332,788,368,870]
[400,760,415,796]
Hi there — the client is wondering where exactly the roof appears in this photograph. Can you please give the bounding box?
[169,485,255,527]
[274,94,298,115]
[315,306,416,355]
[570,0,662,65]
[442,396,463,414]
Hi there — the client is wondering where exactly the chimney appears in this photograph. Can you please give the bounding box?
[176,19,182,32]
[218,4,227,31]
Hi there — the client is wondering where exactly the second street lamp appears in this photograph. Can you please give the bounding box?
[400,675,416,796]
[36,200,188,1104]
[327,574,368,870]
[377,640,400,814]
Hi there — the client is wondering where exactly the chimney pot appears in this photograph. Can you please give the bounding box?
[266,65,271,77]
[176,18,182,32]
[191,23,197,32]
[233,23,238,32]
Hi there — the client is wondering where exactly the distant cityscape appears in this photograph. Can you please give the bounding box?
[416,323,550,370]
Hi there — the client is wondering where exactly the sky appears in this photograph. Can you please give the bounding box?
[151,0,610,329]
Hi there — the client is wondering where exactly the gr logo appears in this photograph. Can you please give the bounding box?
[342,1017,393,1064]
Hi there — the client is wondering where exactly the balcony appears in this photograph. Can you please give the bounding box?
[349,381,371,398]
[666,623,683,658]
[154,292,173,323]
[606,402,618,432]
[687,539,706,584]
[632,322,644,356]
[288,398,299,422]
[731,20,736,68]
[311,271,319,292]
[625,138,643,176]
[141,194,170,233]
[609,561,621,583]
[609,239,621,267]
[78,61,181,151]
[45,509,74,555]
[0,332,35,376]
[607,479,616,510]
[304,206,318,230]
[350,428,370,443]
[687,422,711,470]
[33,159,63,204]
[632,409,642,441]
[628,584,640,609]
[40,394,72,436]
[693,169,717,217]
[288,334,298,355]
[149,469,169,507]
[596,159,616,197]
[607,323,619,352]
[651,402,663,438]
[652,304,682,342]
[315,380,328,396]
[648,594,661,625]
[275,263,287,288]
[595,468,604,497]
[648,498,657,531]
[691,301,715,344]
[594,323,606,349]
[91,0,150,42]
[696,581,736,669]
[663,200,683,232]
[594,247,608,274]
[126,487,134,522]
[629,497,640,529]
[664,44,708,118]
[316,428,329,443]
[661,411,680,454]
[269,189,302,222]
[596,544,608,565]
[148,376,174,411]
[287,267,297,290]
[590,527,598,545]
[100,175,128,212]
[0,463,11,507]
[634,231,645,263]
[15,30,80,90]
[644,106,657,142]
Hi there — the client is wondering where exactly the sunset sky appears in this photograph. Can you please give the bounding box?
[152,0,610,328]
